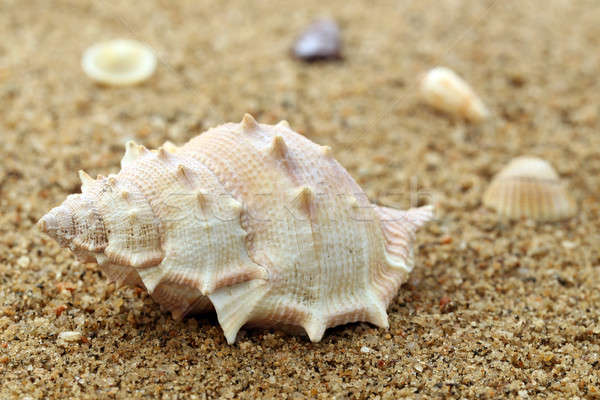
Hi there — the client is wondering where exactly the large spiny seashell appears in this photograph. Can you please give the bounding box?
[38,114,433,344]
[483,156,576,221]
[420,66,489,123]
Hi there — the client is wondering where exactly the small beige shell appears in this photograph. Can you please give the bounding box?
[483,157,576,221]
[82,39,156,86]
[420,66,489,123]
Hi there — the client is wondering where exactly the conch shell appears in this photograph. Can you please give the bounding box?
[38,114,433,343]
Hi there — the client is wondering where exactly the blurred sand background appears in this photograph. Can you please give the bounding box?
[1,0,600,398]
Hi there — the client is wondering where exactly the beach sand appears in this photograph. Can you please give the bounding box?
[1,0,599,398]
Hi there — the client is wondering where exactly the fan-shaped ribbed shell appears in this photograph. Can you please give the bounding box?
[483,156,576,221]
[38,114,433,344]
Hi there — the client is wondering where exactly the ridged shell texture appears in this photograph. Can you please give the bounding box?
[39,114,433,343]
[483,156,576,221]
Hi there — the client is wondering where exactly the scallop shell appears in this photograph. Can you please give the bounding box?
[483,156,576,221]
[420,66,489,123]
[82,39,156,86]
[38,114,433,344]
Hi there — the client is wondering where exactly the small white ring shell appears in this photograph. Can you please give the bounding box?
[81,39,157,86]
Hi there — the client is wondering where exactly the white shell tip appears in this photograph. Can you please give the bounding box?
[194,189,208,207]
[177,164,189,179]
[269,135,288,158]
[293,185,314,213]
[137,266,164,295]
[241,113,259,132]
[78,170,94,190]
[121,140,143,169]
[365,298,389,329]
[276,120,291,129]
[303,316,326,342]
[162,140,178,153]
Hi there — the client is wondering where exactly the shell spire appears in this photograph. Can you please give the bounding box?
[121,141,142,169]
[269,135,288,158]
[38,114,433,344]
[176,164,192,185]
[193,189,208,210]
[241,113,259,132]
[78,170,95,191]
[291,185,314,217]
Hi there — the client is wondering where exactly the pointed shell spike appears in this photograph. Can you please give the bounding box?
[292,185,314,216]
[303,315,326,342]
[176,164,190,182]
[194,189,208,209]
[137,266,164,294]
[209,280,269,344]
[121,140,142,169]
[365,295,389,329]
[276,120,291,129]
[241,113,259,132]
[162,140,178,153]
[320,145,332,157]
[78,170,94,191]
[269,135,288,158]
[157,147,169,160]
